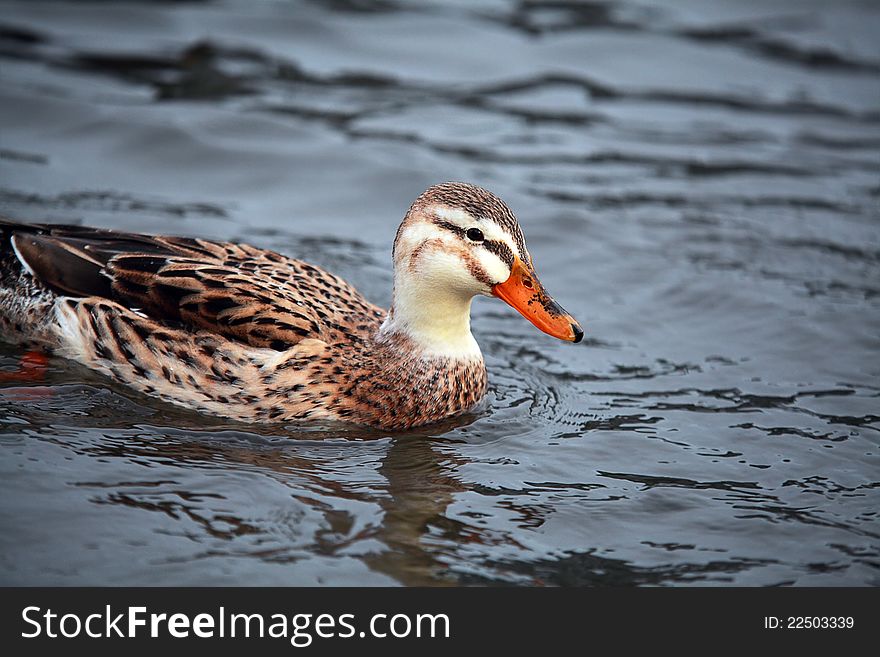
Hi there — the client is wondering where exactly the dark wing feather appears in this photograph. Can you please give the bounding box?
[3,220,385,349]
[11,232,112,298]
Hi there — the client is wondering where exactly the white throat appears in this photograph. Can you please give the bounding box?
[380,274,482,359]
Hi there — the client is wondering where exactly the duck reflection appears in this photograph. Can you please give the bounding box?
[12,391,481,585]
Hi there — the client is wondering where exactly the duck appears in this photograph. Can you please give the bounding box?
[0,182,582,430]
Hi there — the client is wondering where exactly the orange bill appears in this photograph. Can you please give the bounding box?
[492,257,583,343]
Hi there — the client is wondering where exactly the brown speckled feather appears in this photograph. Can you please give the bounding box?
[9,223,385,350]
[0,216,489,430]
[0,182,556,430]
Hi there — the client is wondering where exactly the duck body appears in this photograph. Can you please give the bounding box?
[0,183,579,430]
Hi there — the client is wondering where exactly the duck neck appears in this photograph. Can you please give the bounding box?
[379,276,482,360]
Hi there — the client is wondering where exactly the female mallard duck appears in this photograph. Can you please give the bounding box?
[0,182,582,430]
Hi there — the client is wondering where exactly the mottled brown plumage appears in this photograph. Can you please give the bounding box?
[0,183,580,430]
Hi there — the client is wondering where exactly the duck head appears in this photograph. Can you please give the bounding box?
[383,182,583,356]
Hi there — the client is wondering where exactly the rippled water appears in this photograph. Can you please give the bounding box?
[0,0,878,586]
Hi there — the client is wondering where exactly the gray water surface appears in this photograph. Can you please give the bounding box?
[0,0,878,586]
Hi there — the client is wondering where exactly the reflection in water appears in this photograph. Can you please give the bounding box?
[0,385,473,585]
[366,436,466,586]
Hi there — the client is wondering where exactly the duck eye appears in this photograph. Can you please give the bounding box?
[466,228,484,242]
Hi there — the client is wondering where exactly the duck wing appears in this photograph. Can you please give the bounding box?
[4,220,385,350]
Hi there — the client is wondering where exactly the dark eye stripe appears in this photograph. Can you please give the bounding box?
[433,218,515,267]
[433,219,466,239]
[482,239,515,267]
